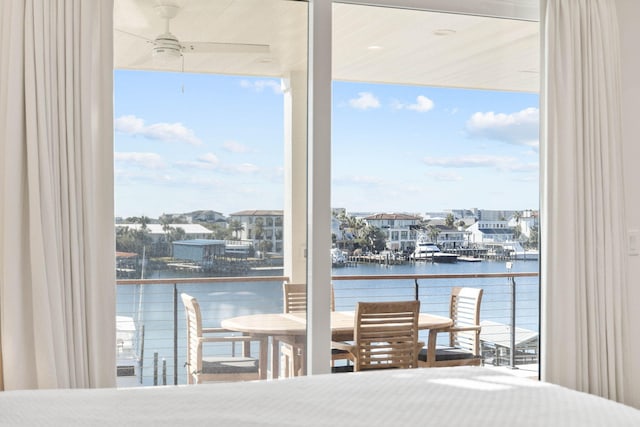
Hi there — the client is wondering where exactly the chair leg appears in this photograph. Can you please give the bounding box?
[280,342,298,378]
[293,347,302,376]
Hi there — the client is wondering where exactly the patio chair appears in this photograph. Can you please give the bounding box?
[181,293,265,384]
[418,286,483,368]
[332,300,421,372]
[280,282,347,376]
[279,283,306,377]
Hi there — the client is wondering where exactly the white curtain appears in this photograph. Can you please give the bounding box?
[541,0,629,402]
[0,0,115,389]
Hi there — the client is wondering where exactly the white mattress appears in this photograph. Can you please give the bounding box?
[2,367,640,426]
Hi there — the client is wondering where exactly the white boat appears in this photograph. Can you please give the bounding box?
[331,247,347,267]
[116,315,140,387]
[500,241,539,260]
[458,255,482,262]
[410,234,458,263]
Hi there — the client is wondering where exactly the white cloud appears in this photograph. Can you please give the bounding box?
[175,152,220,170]
[115,115,202,146]
[466,107,539,148]
[114,152,166,169]
[423,155,537,172]
[232,163,260,174]
[199,153,219,165]
[407,95,435,112]
[240,79,282,94]
[223,140,250,153]
[393,95,435,112]
[114,169,174,185]
[349,92,380,110]
[114,115,145,133]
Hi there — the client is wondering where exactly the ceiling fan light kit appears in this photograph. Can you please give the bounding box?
[152,33,183,61]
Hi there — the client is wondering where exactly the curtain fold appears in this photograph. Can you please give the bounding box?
[0,0,115,390]
[541,0,628,402]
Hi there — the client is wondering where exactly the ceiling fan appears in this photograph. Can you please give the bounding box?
[117,2,270,64]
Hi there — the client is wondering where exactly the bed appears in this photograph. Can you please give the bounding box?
[2,367,640,426]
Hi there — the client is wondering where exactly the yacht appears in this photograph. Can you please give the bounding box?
[410,234,458,263]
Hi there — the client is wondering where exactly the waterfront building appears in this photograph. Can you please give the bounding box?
[228,210,284,254]
[363,213,421,252]
[426,220,466,250]
[466,220,514,247]
[116,223,213,244]
[160,210,226,224]
[508,210,539,239]
[476,209,517,222]
[172,239,226,263]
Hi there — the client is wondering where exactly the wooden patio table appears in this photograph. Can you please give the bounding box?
[221,311,452,379]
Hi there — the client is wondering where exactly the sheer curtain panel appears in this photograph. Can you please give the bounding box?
[541,0,629,402]
[0,0,115,390]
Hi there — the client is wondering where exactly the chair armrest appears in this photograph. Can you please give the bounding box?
[202,328,260,343]
[448,325,481,333]
[331,341,355,353]
[202,327,232,334]
[200,336,255,343]
[199,335,265,359]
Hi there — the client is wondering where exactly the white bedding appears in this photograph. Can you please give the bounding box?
[2,367,640,426]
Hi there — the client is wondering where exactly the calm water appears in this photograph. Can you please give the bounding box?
[116,258,539,385]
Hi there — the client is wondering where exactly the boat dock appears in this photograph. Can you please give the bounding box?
[348,253,405,265]
[344,246,530,266]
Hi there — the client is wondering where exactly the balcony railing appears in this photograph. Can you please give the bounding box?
[116,271,538,386]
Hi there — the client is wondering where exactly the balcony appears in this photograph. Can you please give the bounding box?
[116,269,539,386]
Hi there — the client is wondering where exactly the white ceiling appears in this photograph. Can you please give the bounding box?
[114,0,539,93]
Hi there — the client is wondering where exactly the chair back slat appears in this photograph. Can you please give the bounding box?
[354,300,420,371]
[283,282,336,313]
[283,283,307,313]
[449,287,483,352]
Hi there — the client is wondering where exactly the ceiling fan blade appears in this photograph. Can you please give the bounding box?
[115,27,154,43]
[181,42,270,54]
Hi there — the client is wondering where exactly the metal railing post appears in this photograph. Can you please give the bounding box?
[509,271,517,369]
[139,324,145,384]
[153,352,158,385]
[173,283,178,385]
[163,358,167,386]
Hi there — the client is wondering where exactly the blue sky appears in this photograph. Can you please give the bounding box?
[114,70,539,219]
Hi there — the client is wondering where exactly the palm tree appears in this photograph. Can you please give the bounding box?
[229,219,245,240]
[445,213,455,228]
[164,226,186,257]
[127,215,151,229]
[513,211,522,241]
[254,217,265,240]
[528,224,539,249]
[427,224,440,244]
[203,222,232,240]
[513,211,522,223]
